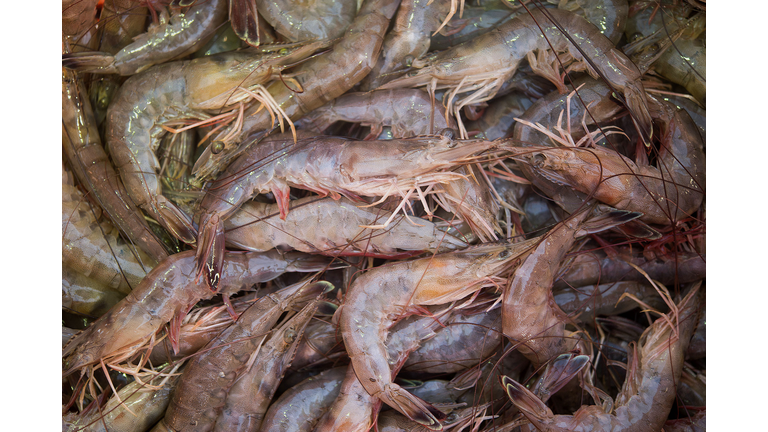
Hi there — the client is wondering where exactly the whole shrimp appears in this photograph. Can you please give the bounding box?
[259,366,347,432]
[213,299,319,432]
[297,89,454,138]
[257,0,357,41]
[105,42,327,244]
[502,206,639,367]
[62,53,169,262]
[508,97,705,225]
[380,8,653,141]
[339,241,536,429]
[63,162,156,293]
[193,0,401,180]
[62,251,333,377]
[62,0,228,75]
[161,281,328,432]
[502,284,702,431]
[224,196,468,258]
[196,132,497,290]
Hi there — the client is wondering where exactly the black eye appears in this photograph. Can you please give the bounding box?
[284,328,297,343]
[533,153,546,167]
[499,249,509,259]
[211,141,225,155]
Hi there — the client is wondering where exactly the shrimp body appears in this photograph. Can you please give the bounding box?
[503,285,702,432]
[259,366,347,432]
[298,89,454,137]
[107,45,326,244]
[340,242,535,428]
[62,251,331,376]
[196,133,496,290]
[63,61,169,262]
[224,196,467,257]
[213,300,319,432]
[510,100,705,225]
[63,267,125,318]
[257,0,357,41]
[381,8,652,140]
[62,0,228,75]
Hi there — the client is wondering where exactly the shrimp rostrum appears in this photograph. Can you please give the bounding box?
[196,132,500,290]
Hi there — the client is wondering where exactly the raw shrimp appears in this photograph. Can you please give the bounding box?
[257,0,357,41]
[661,94,705,142]
[193,0,401,180]
[62,251,332,377]
[340,242,536,428]
[224,196,468,258]
[65,371,180,432]
[654,34,705,106]
[162,281,328,432]
[554,248,706,289]
[316,309,454,432]
[404,306,501,374]
[62,0,228,75]
[214,299,319,431]
[63,163,156,293]
[502,206,638,366]
[62,58,169,262]
[361,0,450,90]
[105,43,327,244]
[508,97,705,225]
[196,132,497,290]
[381,8,653,141]
[553,281,667,322]
[297,89,454,138]
[502,284,702,431]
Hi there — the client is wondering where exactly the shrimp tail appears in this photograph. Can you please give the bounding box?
[535,354,590,402]
[623,79,654,146]
[156,196,198,244]
[230,0,261,47]
[575,209,643,237]
[379,384,447,430]
[501,375,554,423]
[62,52,118,74]
[196,215,225,291]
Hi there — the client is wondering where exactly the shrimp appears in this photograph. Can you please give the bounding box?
[161,280,328,432]
[339,242,536,428]
[196,132,497,290]
[63,162,156,294]
[297,89,454,138]
[259,366,347,432]
[361,0,451,90]
[380,8,653,142]
[316,309,455,432]
[508,97,705,225]
[502,284,702,431]
[63,267,126,318]
[61,0,228,75]
[229,0,260,47]
[404,305,501,374]
[553,281,667,323]
[290,314,343,370]
[502,206,639,367]
[105,43,327,244]
[62,251,333,377]
[214,299,320,431]
[192,0,401,180]
[62,54,169,263]
[224,196,468,258]
[257,0,357,41]
[65,370,180,432]
[554,248,706,289]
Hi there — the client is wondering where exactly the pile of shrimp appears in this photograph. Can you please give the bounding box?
[62,0,706,430]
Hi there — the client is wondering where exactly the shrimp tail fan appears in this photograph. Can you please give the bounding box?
[62,52,117,74]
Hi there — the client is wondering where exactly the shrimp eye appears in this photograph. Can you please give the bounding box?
[404,55,415,67]
[498,249,510,259]
[211,141,225,155]
[279,48,289,55]
[284,328,297,343]
[439,128,457,140]
[533,153,547,167]
[649,43,660,52]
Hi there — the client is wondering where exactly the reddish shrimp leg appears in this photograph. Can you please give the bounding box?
[340,242,536,429]
[62,251,334,377]
[503,284,702,432]
[502,207,640,367]
[163,281,329,432]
